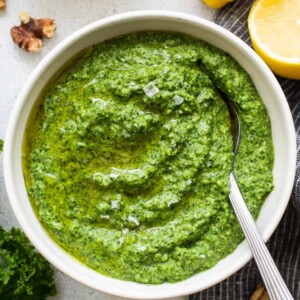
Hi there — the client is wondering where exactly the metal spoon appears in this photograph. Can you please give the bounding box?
[223,94,294,300]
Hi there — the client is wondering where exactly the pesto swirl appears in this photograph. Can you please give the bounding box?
[24,32,273,284]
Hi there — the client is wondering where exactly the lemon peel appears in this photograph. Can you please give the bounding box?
[202,0,235,9]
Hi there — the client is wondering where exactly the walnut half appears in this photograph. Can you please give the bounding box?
[0,0,5,9]
[10,12,56,52]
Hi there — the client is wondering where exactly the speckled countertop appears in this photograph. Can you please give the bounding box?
[0,1,216,299]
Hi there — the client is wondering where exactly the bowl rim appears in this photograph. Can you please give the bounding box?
[3,10,296,299]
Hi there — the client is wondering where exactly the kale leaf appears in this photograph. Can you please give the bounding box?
[0,227,56,300]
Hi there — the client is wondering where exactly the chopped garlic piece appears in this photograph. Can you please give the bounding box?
[143,81,159,97]
[173,95,184,106]
[128,215,140,226]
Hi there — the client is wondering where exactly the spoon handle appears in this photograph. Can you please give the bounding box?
[229,172,294,300]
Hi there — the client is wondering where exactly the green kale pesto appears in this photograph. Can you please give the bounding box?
[23,32,274,284]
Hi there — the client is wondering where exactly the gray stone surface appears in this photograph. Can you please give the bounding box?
[0,1,216,299]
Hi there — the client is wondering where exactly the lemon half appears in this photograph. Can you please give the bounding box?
[248,0,300,79]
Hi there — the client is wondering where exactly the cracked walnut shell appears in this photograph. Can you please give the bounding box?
[10,12,56,52]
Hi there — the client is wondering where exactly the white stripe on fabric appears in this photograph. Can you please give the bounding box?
[228,9,249,33]
[290,227,300,298]
[293,111,300,128]
[217,1,241,26]
[286,212,296,284]
[295,124,300,135]
[283,83,298,97]
[239,264,246,296]
[291,100,300,115]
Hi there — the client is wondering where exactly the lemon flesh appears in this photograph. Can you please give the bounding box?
[248,0,300,79]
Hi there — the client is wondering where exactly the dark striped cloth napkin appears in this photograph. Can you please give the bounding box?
[190,0,300,299]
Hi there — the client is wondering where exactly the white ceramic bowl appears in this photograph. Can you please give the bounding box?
[4,11,296,299]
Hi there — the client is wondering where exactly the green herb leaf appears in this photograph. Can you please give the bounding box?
[0,227,56,299]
